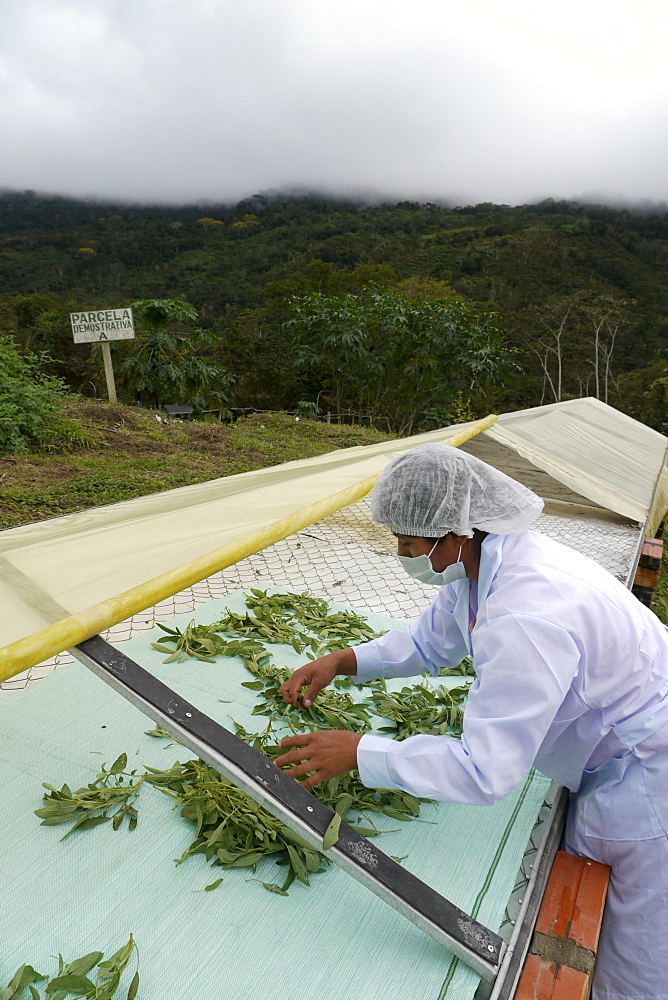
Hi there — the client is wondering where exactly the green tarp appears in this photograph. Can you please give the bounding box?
[2,593,551,999]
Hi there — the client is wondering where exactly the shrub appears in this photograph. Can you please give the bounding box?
[0,336,76,454]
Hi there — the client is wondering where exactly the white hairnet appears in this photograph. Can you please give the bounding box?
[371,443,543,536]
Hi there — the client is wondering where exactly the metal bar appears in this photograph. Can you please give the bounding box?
[626,527,648,590]
[71,635,504,981]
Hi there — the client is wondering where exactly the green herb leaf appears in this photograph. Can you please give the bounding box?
[60,814,110,841]
[46,973,96,994]
[127,970,140,1000]
[63,952,104,978]
[322,812,342,850]
[259,881,289,895]
[2,965,46,1000]
[110,754,128,775]
[286,844,309,884]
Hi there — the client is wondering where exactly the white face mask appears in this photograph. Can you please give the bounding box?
[397,540,467,586]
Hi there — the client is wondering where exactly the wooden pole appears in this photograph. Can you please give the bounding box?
[100,341,117,403]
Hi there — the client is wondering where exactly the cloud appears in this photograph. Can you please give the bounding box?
[0,0,667,205]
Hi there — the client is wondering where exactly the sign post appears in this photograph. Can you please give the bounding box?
[100,342,118,403]
[70,308,135,404]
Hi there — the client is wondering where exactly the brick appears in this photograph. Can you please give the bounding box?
[633,565,660,589]
[536,852,583,939]
[516,955,591,1000]
[639,537,663,571]
[515,954,556,999]
[535,852,609,949]
[523,852,609,999]
[569,858,610,952]
[553,964,589,1000]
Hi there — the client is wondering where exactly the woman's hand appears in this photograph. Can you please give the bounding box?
[274,730,363,788]
[278,648,357,707]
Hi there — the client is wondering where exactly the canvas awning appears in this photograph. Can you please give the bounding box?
[0,418,495,678]
[488,398,668,531]
[1,399,666,681]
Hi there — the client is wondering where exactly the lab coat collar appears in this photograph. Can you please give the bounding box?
[449,534,505,650]
[477,533,505,606]
[451,580,471,649]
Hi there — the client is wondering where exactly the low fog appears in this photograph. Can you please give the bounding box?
[1,0,667,207]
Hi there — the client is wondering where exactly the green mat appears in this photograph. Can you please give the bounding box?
[2,591,551,999]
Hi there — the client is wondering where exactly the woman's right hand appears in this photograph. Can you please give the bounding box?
[279,648,357,707]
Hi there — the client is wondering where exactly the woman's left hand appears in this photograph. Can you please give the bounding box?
[274,731,363,789]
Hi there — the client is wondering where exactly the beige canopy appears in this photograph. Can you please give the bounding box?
[0,418,495,678]
[1,399,666,681]
[489,397,668,531]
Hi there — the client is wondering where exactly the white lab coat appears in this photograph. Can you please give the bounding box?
[354,531,668,1000]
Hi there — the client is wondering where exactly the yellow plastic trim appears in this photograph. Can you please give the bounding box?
[0,415,497,680]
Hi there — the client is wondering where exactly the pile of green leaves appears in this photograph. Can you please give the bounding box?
[144,724,426,894]
[2,936,138,1000]
[151,589,383,664]
[149,588,475,738]
[151,589,384,731]
[242,658,371,732]
[152,619,371,730]
[151,622,266,665]
[144,756,327,895]
[367,682,472,740]
[440,656,475,677]
[35,755,144,840]
[37,724,427,897]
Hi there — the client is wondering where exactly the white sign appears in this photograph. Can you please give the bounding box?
[70,308,135,344]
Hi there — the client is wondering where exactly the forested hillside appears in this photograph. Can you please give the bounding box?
[1,190,666,430]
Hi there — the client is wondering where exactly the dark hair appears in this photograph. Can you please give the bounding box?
[423,529,489,545]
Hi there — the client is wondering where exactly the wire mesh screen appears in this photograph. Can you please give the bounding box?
[1,498,642,695]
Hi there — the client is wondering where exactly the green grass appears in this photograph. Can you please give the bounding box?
[0,404,393,530]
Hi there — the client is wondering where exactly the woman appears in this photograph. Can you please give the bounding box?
[276,443,668,1000]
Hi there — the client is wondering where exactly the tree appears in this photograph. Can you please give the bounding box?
[115,299,235,411]
[284,289,511,434]
[2,294,95,390]
[529,297,574,404]
[617,360,668,431]
[579,293,632,404]
[216,307,304,410]
[529,292,633,403]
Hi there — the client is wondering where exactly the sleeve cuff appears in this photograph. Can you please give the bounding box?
[356,733,399,790]
[352,640,385,684]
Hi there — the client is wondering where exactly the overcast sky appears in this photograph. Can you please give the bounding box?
[1,0,667,207]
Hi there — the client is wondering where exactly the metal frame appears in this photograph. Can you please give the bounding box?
[623,441,667,588]
[72,634,505,983]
